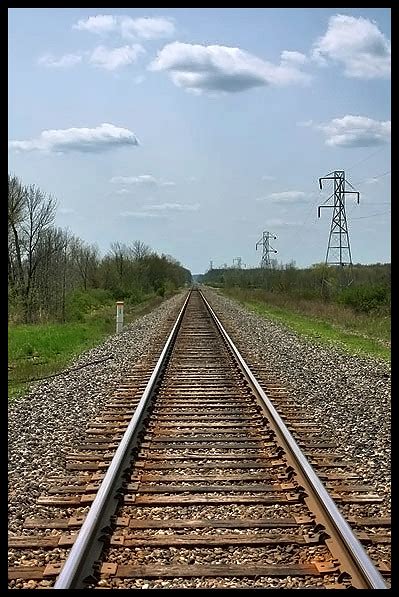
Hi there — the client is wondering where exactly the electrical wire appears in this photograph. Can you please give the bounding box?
[346,146,389,173]
[8,355,114,385]
[351,211,390,220]
[353,170,391,186]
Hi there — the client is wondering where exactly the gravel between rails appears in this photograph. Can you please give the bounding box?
[8,292,186,535]
[202,287,391,512]
[8,287,391,586]
[8,287,391,590]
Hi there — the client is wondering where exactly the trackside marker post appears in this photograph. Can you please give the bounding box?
[116,301,124,333]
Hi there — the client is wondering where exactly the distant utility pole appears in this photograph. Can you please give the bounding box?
[318,171,360,267]
[256,231,277,268]
[233,257,242,269]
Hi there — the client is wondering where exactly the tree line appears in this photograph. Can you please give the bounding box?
[8,174,191,324]
[201,261,391,314]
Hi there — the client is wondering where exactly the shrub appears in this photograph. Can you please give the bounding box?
[65,289,113,322]
[125,288,147,305]
[109,287,129,301]
[337,285,390,313]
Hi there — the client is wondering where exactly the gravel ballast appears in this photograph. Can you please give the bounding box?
[8,286,391,589]
[8,292,186,534]
[202,288,391,511]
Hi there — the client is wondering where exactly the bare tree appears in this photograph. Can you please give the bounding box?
[110,242,131,280]
[8,177,57,321]
[8,175,192,322]
[20,185,57,321]
[8,175,26,290]
[131,240,151,261]
[34,227,70,321]
[71,240,99,291]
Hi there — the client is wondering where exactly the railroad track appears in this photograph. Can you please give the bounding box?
[8,288,390,589]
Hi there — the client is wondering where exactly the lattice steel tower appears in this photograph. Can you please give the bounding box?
[256,231,277,268]
[318,171,360,266]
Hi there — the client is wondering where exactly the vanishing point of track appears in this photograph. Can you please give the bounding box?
[8,288,389,589]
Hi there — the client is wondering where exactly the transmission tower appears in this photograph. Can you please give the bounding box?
[233,257,242,269]
[318,171,360,267]
[256,231,277,268]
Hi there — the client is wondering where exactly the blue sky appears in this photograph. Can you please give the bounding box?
[8,8,391,274]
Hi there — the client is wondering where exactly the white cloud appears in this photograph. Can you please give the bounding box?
[110,175,175,187]
[111,174,157,185]
[119,201,198,217]
[297,119,313,127]
[9,123,139,153]
[263,218,297,227]
[261,175,275,181]
[257,191,306,203]
[312,14,390,79]
[147,203,199,211]
[120,211,163,218]
[280,50,307,65]
[120,16,175,40]
[89,44,144,70]
[58,207,76,215]
[149,42,310,94]
[38,53,82,68]
[116,188,130,194]
[73,15,175,40]
[317,115,391,147]
[365,177,379,185]
[73,15,117,34]
[38,45,144,72]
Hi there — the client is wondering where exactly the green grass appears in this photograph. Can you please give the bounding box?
[222,289,390,363]
[8,293,169,401]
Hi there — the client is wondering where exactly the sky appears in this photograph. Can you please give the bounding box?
[8,8,391,274]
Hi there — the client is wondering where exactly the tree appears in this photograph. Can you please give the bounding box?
[131,240,151,261]
[110,242,131,280]
[34,227,71,321]
[8,176,57,322]
[8,175,192,322]
[21,185,57,321]
[71,240,99,291]
[8,175,26,291]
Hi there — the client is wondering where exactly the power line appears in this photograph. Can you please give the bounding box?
[346,146,388,173]
[351,211,390,220]
[353,170,391,185]
[283,191,336,260]
[282,168,389,244]
[346,201,390,219]
[291,191,334,236]
[264,163,389,264]
[337,167,391,221]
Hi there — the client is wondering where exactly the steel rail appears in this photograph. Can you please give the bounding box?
[200,289,387,590]
[54,290,191,589]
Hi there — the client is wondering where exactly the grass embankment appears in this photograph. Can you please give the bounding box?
[221,288,390,362]
[8,294,169,400]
